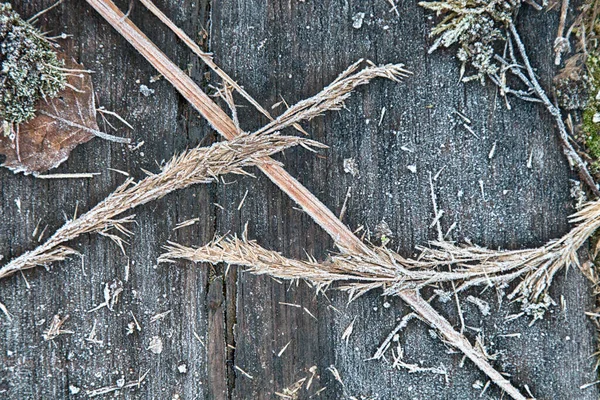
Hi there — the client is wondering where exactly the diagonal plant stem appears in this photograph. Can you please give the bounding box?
[85,1,528,398]
[86,0,366,252]
[138,0,307,136]
[507,21,600,197]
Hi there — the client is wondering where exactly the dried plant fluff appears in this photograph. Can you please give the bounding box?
[161,199,600,318]
[0,132,324,280]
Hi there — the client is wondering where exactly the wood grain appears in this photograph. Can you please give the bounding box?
[0,1,598,399]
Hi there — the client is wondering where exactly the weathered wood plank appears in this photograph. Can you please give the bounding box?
[0,0,598,399]
[1,0,215,398]
[210,0,598,399]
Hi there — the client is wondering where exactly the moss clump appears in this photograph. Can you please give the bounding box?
[419,0,521,84]
[581,54,600,175]
[0,3,66,127]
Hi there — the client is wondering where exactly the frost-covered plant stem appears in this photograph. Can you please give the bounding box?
[421,0,600,196]
[0,132,322,280]
[506,22,600,196]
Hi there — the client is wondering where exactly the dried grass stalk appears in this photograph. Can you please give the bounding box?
[85,2,528,397]
[420,199,600,312]
[253,59,411,136]
[162,199,600,316]
[86,0,404,255]
[138,0,308,135]
[160,233,534,399]
[161,198,600,398]
[0,133,323,280]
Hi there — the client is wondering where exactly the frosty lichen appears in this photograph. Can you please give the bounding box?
[420,0,521,84]
[0,3,66,128]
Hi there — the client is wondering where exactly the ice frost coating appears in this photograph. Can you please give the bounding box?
[421,0,521,83]
[0,3,66,128]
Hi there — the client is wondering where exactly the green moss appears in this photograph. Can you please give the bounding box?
[581,54,600,174]
[0,3,66,127]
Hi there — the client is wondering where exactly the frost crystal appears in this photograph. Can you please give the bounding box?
[420,0,521,84]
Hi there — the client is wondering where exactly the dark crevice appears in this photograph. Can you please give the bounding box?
[202,0,239,398]
[224,268,237,399]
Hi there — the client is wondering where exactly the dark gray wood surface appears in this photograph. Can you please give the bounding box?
[0,1,598,399]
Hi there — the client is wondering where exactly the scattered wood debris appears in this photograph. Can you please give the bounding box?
[43,314,73,341]
[303,307,318,321]
[275,377,306,399]
[235,365,254,380]
[488,141,497,159]
[370,313,418,360]
[386,0,400,17]
[279,302,301,308]
[35,172,100,179]
[88,279,123,312]
[69,385,81,395]
[327,365,345,387]
[352,12,365,29]
[339,186,352,221]
[341,317,356,345]
[278,340,291,357]
[139,84,155,97]
[86,320,103,346]
[86,370,149,398]
[378,106,386,126]
[147,336,163,354]
[343,158,359,177]
[173,218,200,230]
[126,311,142,335]
[237,189,249,210]
[150,309,172,323]
[466,295,491,316]
[193,330,205,346]
[0,300,12,321]
[391,340,448,379]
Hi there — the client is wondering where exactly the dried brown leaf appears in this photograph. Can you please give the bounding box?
[0,52,96,174]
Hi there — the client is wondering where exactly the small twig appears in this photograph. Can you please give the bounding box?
[369,312,418,360]
[338,186,352,221]
[234,365,254,380]
[86,370,149,397]
[35,172,100,179]
[507,22,600,196]
[27,0,64,23]
[554,0,570,65]
[43,314,73,341]
[173,218,200,230]
[428,172,443,241]
[0,300,12,321]
[96,106,134,130]
[38,110,131,144]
